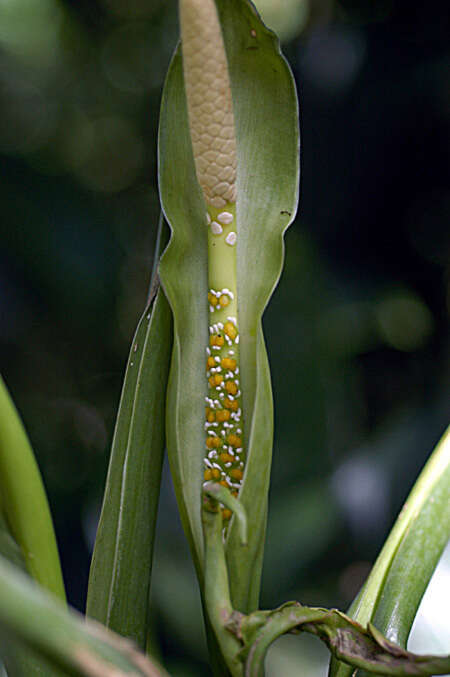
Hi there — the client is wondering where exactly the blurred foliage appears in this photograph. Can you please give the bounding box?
[0,0,449,674]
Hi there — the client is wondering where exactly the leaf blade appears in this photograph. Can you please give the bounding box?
[0,553,170,676]
[0,375,65,601]
[87,288,173,648]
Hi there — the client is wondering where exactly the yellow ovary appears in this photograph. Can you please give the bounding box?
[204,308,244,492]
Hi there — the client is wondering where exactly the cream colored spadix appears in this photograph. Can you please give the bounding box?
[179,0,237,208]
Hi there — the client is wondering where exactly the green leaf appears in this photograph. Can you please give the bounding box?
[0,636,70,677]
[158,0,299,613]
[87,287,173,649]
[329,425,450,677]
[0,554,171,676]
[227,603,450,677]
[0,512,66,676]
[0,509,26,573]
[0,375,65,601]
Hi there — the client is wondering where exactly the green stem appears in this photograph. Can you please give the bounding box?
[202,501,243,677]
[203,481,248,545]
[231,603,450,677]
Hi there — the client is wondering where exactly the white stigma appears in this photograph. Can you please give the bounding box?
[225,231,237,246]
[210,221,223,235]
[217,211,234,224]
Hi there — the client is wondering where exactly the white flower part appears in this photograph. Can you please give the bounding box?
[225,231,237,246]
[217,211,234,224]
[179,0,237,208]
[210,221,223,235]
[206,212,211,224]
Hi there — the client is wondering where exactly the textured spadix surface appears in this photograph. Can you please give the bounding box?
[179,0,237,208]
[159,0,299,612]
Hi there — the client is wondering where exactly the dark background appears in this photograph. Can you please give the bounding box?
[0,0,449,674]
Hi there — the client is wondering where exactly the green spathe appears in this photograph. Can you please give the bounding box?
[158,0,299,614]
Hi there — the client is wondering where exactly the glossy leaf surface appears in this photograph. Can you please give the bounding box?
[158,0,299,612]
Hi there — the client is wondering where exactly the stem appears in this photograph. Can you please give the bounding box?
[202,503,243,677]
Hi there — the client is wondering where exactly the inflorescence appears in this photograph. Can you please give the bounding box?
[203,209,243,522]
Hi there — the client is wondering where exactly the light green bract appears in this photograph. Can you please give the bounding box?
[329,425,450,677]
[158,0,299,614]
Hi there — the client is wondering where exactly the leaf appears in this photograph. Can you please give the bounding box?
[0,635,70,677]
[227,603,450,677]
[87,287,173,649]
[0,509,27,573]
[0,511,66,676]
[0,375,65,601]
[329,425,450,677]
[158,0,299,613]
[0,554,171,677]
